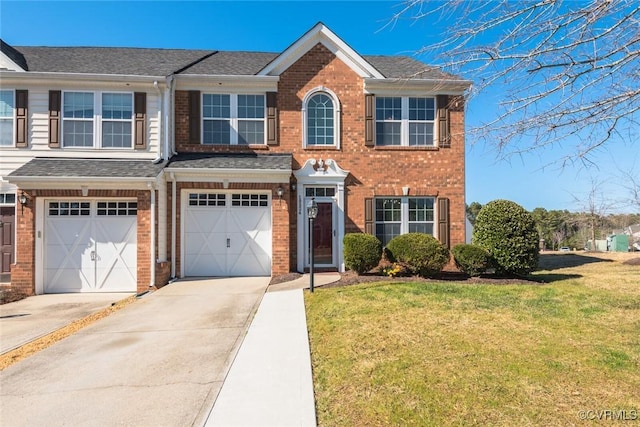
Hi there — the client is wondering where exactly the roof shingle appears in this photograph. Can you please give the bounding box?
[8,158,165,178]
[166,153,292,171]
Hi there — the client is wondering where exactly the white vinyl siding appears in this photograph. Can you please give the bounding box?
[0,89,160,189]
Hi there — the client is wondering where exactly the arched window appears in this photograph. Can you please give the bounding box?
[303,88,340,148]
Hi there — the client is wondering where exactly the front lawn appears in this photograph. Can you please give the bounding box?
[305,253,640,426]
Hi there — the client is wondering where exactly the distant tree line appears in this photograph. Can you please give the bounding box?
[466,203,640,250]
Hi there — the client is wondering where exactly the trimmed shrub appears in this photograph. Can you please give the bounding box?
[343,233,382,274]
[451,244,492,277]
[386,233,450,278]
[473,199,539,275]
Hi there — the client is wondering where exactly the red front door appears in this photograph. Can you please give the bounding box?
[0,206,15,283]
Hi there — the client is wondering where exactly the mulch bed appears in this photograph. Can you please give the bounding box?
[622,257,640,266]
[0,288,29,305]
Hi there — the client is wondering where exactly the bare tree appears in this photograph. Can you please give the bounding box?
[390,0,640,165]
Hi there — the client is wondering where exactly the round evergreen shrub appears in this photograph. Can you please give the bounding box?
[386,233,450,278]
[451,244,492,277]
[343,233,382,274]
[472,199,539,275]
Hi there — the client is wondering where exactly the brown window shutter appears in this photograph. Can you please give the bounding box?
[365,94,375,147]
[266,92,278,146]
[48,90,61,148]
[364,198,374,234]
[188,90,201,144]
[438,197,450,248]
[15,90,28,148]
[437,95,450,148]
[134,92,147,149]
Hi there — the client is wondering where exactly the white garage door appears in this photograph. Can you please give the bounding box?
[44,200,137,293]
[184,192,271,277]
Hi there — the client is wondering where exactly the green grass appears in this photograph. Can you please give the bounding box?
[305,253,640,426]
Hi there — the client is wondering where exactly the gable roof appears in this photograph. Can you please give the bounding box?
[257,22,384,79]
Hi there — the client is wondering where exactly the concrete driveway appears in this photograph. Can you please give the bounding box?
[0,277,269,427]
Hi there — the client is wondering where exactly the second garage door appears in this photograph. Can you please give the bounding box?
[184,192,272,277]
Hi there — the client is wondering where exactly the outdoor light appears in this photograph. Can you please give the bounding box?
[276,186,284,199]
[19,191,28,213]
[307,198,318,292]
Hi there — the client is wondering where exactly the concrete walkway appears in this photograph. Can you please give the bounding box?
[206,273,340,426]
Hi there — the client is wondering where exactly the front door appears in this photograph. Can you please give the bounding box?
[306,198,336,268]
[0,206,15,283]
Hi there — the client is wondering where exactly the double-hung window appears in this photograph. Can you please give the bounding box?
[202,94,265,145]
[375,197,435,246]
[376,97,435,147]
[62,91,133,148]
[0,90,14,147]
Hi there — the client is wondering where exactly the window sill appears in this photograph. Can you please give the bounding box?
[303,146,340,150]
[373,146,439,151]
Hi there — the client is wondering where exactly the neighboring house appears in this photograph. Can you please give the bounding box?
[0,23,470,295]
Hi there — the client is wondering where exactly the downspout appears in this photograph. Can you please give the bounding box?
[166,74,177,156]
[148,182,156,288]
[152,80,163,164]
[169,171,177,279]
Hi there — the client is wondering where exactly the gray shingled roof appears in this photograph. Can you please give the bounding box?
[3,41,457,80]
[8,45,215,76]
[167,153,292,171]
[8,158,165,178]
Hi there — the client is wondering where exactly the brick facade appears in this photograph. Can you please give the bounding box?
[171,43,466,275]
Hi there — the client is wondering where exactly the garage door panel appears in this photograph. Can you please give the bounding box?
[184,193,272,277]
[44,200,137,293]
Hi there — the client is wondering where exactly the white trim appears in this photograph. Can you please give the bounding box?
[164,168,291,184]
[201,93,266,146]
[0,52,26,72]
[375,95,437,147]
[364,78,471,94]
[258,22,384,79]
[293,159,348,272]
[174,75,279,92]
[302,87,341,149]
[7,176,160,190]
[35,197,44,294]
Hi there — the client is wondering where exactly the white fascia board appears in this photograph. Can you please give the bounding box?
[174,75,279,92]
[0,52,26,72]
[7,176,160,190]
[258,23,384,79]
[364,78,472,95]
[165,167,292,183]
[0,71,167,89]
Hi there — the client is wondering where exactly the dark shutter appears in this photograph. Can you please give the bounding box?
[364,198,374,234]
[15,90,28,148]
[48,90,61,148]
[266,92,278,146]
[438,198,450,248]
[437,95,450,148]
[188,90,201,144]
[134,92,147,149]
[365,94,375,147]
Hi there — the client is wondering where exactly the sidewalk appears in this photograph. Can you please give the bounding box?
[205,273,339,427]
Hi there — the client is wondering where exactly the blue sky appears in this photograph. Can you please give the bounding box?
[1,0,637,213]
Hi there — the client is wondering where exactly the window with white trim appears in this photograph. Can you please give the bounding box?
[376,97,435,146]
[202,94,265,145]
[0,89,14,147]
[375,197,435,246]
[0,193,16,205]
[302,89,340,148]
[62,91,133,148]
